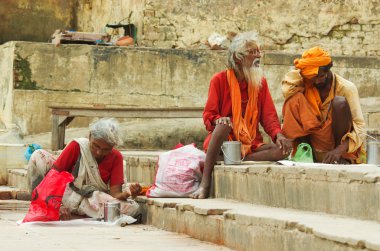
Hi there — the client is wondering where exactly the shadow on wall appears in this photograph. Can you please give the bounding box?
[120,118,207,150]
[0,0,76,45]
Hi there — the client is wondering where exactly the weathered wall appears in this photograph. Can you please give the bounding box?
[1,0,379,56]
[1,42,379,143]
[75,0,380,56]
[0,42,15,130]
[0,0,76,45]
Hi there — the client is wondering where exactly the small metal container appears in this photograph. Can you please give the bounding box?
[367,141,380,165]
[221,141,242,165]
[104,201,120,222]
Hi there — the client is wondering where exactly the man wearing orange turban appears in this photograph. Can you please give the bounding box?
[281,47,365,164]
[191,32,293,199]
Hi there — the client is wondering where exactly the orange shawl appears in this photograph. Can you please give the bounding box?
[227,69,259,156]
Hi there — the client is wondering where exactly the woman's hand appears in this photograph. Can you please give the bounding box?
[110,183,142,200]
[129,183,142,198]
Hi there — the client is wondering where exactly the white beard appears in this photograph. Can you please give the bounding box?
[242,58,264,87]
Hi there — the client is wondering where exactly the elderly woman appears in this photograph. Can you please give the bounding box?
[27,118,141,220]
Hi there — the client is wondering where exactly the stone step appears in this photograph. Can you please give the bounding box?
[0,186,30,201]
[124,153,380,223]
[214,162,380,223]
[0,186,19,200]
[0,143,27,185]
[137,196,380,251]
[0,199,30,211]
[122,150,162,186]
[7,168,28,192]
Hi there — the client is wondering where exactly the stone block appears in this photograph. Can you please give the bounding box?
[351,24,362,31]
[368,112,380,129]
[144,9,155,17]
[0,144,27,185]
[0,191,12,200]
[140,195,380,251]
[16,191,31,201]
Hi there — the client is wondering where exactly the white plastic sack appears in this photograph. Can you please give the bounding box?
[207,33,229,49]
[147,144,206,197]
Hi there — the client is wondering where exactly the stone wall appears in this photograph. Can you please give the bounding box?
[0,42,379,147]
[75,0,380,56]
[0,0,75,45]
[1,1,379,56]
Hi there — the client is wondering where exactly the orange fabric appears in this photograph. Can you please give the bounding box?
[282,92,334,152]
[294,47,332,79]
[294,47,332,117]
[226,69,259,156]
[282,92,362,163]
[140,186,151,196]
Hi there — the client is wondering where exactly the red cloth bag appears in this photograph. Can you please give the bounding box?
[23,169,74,223]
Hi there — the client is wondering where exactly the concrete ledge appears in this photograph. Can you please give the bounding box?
[0,186,19,200]
[0,199,30,211]
[124,154,380,222]
[123,151,161,185]
[0,144,27,185]
[137,197,380,251]
[7,169,28,191]
[214,163,380,223]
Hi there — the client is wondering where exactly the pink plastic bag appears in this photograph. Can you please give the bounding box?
[147,144,205,197]
[23,169,74,223]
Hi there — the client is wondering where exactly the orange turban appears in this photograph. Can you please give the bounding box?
[294,47,332,79]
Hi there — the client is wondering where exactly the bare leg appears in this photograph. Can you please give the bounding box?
[331,96,352,164]
[332,96,352,147]
[245,144,288,161]
[27,149,56,193]
[190,124,231,199]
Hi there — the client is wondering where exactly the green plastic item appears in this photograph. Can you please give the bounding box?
[292,143,314,163]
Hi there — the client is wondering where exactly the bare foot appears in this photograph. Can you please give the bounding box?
[190,185,210,199]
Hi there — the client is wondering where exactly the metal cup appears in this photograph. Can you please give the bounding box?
[104,201,120,222]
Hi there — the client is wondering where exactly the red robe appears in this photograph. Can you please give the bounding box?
[53,141,124,186]
[203,70,282,151]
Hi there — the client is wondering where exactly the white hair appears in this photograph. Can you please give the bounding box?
[89,118,121,146]
[227,31,263,87]
[227,31,261,70]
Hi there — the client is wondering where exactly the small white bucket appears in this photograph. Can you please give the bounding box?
[221,141,242,165]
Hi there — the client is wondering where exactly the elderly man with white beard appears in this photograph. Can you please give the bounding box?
[191,31,292,199]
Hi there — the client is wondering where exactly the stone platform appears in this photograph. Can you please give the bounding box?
[137,197,380,251]
[124,152,380,250]
[3,150,380,250]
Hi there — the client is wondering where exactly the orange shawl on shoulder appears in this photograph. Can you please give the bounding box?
[227,69,259,156]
